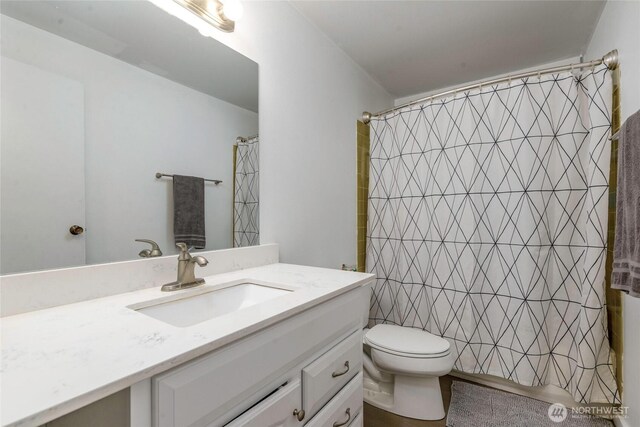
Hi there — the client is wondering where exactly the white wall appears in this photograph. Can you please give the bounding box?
[206,1,393,269]
[394,57,580,106]
[1,16,258,266]
[586,2,640,426]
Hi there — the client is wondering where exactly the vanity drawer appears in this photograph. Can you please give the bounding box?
[224,379,301,427]
[304,372,363,427]
[349,412,363,427]
[302,330,362,418]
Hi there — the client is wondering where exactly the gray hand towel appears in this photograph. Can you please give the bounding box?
[612,109,640,298]
[173,175,206,249]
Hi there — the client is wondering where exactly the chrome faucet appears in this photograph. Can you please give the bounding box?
[161,243,209,292]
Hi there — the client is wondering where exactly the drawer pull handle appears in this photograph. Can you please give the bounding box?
[331,361,350,378]
[293,408,305,421]
[333,408,351,427]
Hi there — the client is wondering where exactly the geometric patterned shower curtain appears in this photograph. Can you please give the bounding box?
[233,136,259,247]
[367,65,619,404]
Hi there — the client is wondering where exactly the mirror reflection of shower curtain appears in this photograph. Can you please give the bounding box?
[233,136,259,247]
[367,65,618,404]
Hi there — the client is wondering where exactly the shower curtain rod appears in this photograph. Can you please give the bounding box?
[361,49,619,124]
[236,134,259,144]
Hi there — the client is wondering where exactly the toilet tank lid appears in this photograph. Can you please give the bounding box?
[365,324,450,356]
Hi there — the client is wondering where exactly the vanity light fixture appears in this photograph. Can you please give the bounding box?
[149,0,243,35]
[219,0,244,21]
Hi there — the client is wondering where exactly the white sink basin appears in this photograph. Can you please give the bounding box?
[131,281,293,327]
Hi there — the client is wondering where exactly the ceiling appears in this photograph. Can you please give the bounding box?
[293,1,606,99]
[1,1,259,112]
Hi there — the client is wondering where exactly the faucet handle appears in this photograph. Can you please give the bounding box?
[175,242,193,260]
[175,243,197,252]
[136,239,163,257]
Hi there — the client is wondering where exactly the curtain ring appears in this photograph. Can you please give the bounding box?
[537,71,542,80]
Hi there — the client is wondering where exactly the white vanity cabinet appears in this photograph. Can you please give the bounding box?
[131,285,369,427]
[225,380,302,427]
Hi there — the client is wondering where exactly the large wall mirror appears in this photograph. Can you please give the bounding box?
[0,1,259,275]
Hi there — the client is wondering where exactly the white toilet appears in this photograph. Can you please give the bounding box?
[362,322,455,420]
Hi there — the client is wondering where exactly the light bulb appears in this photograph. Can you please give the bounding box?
[220,0,243,21]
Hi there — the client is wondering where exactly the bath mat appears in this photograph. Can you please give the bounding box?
[446,381,614,426]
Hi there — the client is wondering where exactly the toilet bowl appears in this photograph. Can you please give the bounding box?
[362,324,454,420]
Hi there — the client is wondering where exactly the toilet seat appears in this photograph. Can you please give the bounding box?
[365,324,450,359]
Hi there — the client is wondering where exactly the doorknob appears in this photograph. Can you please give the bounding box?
[69,225,84,235]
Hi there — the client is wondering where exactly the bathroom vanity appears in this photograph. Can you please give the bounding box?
[0,255,372,427]
[132,283,367,427]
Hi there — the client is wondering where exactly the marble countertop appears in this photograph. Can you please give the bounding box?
[0,263,374,427]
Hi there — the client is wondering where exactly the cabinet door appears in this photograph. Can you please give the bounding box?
[302,330,362,419]
[224,379,301,427]
[305,373,363,427]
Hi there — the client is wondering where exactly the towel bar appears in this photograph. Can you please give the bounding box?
[155,172,222,185]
